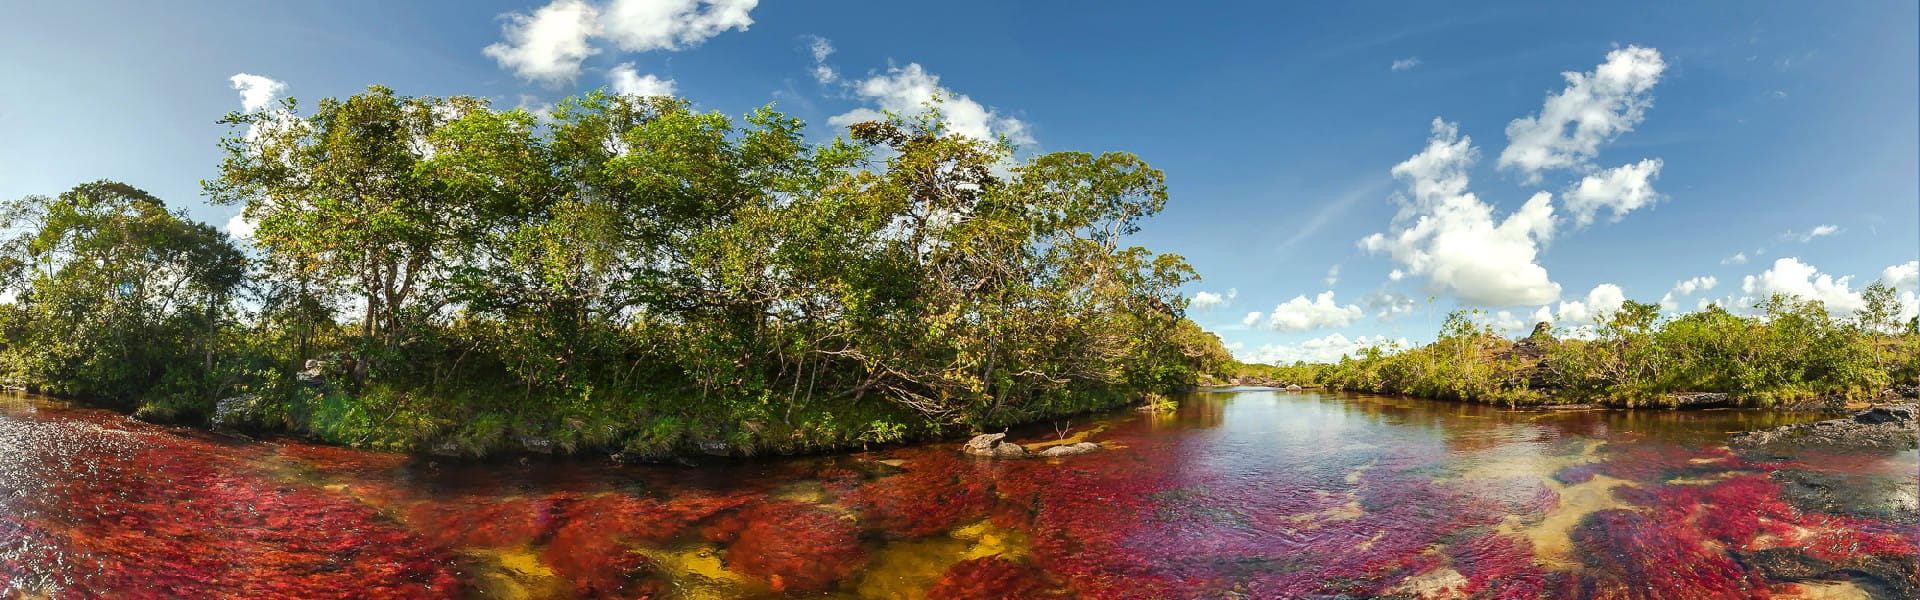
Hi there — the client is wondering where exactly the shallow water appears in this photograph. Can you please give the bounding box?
[0,390,1914,599]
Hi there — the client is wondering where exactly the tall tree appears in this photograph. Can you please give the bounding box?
[0,181,245,408]
[208,86,479,370]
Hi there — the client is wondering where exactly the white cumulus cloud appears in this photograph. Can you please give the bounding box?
[1241,311,1263,327]
[1359,119,1561,306]
[484,0,604,83]
[1556,283,1627,325]
[1266,291,1365,332]
[1883,260,1919,291]
[1235,333,1411,365]
[484,0,757,83]
[599,0,756,52]
[829,63,1033,146]
[1672,275,1718,296]
[1563,158,1662,226]
[227,73,301,159]
[1722,251,1748,265]
[1391,57,1422,72]
[1190,288,1236,312]
[1498,46,1666,181]
[609,62,676,96]
[225,212,257,240]
[1742,257,1863,314]
[229,73,285,112]
[1660,275,1716,311]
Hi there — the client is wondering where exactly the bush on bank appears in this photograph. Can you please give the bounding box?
[1319,296,1919,407]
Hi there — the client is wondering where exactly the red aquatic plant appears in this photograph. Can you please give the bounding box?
[0,410,466,600]
[847,450,993,537]
[404,494,567,549]
[927,557,1068,600]
[1571,508,1768,600]
[704,500,866,592]
[542,490,753,596]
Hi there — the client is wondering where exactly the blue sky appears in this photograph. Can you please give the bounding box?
[2,1,1915,363]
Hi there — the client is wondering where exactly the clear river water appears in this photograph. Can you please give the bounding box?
[1,389,1914,599]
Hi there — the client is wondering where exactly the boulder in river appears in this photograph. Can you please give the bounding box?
[961,433,1029,458]
[1728,404,1918,451]
[1037,442,1102,458]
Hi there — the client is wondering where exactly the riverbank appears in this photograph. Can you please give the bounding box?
[1317,308,1919,410]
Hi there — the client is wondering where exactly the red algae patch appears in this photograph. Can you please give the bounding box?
[705,499,867,592]
[927,557,1069,600]
[0,411,460,599]
[847,450,994,537]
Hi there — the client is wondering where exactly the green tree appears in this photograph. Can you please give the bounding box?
[0,181,246,416]
[208,86,479,372]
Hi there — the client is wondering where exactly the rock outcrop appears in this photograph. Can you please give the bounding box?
[961,433,1029,458]
[210,394,262,431]
[1664,392,1732,408]
[1737,547,1919,600]
[1729,404,1918,451]
[1037,442,1102,458]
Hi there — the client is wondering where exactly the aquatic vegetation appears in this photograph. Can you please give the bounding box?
[927,557,1067,600]
[404,495,562,549]
[542,491,754,596]
[1571,509,1769,599]
[704,500,868,592]
[848,450,994,537]
[0,413,460,599]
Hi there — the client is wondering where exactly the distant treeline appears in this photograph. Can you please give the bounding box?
[1319,297,1919,407]
[0,87,1233,457]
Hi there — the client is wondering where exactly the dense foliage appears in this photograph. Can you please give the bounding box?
[1320,294,1920,407]
[0,87,1219,457]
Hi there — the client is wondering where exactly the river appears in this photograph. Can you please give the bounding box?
[0,389,1914,599]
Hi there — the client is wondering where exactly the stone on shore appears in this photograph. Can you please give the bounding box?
[1729,404,1917,451]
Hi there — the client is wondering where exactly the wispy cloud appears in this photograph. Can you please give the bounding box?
[1390,57,1422,72]
[1274,176,1391,255]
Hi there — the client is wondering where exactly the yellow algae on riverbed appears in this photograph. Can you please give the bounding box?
[1387,565,1470,599]
[465,547,567,600]
[648,544,752,590]
[853,519,1030,599]
[1025,423,1110,450]
[1498,474,1634,569]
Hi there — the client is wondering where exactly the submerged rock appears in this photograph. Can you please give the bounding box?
[1737,547,1920,600]
[1770,468,1920,528]
[961,433,1029,458]
[1037,442,1102,458]
[1729,404,1918,451]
